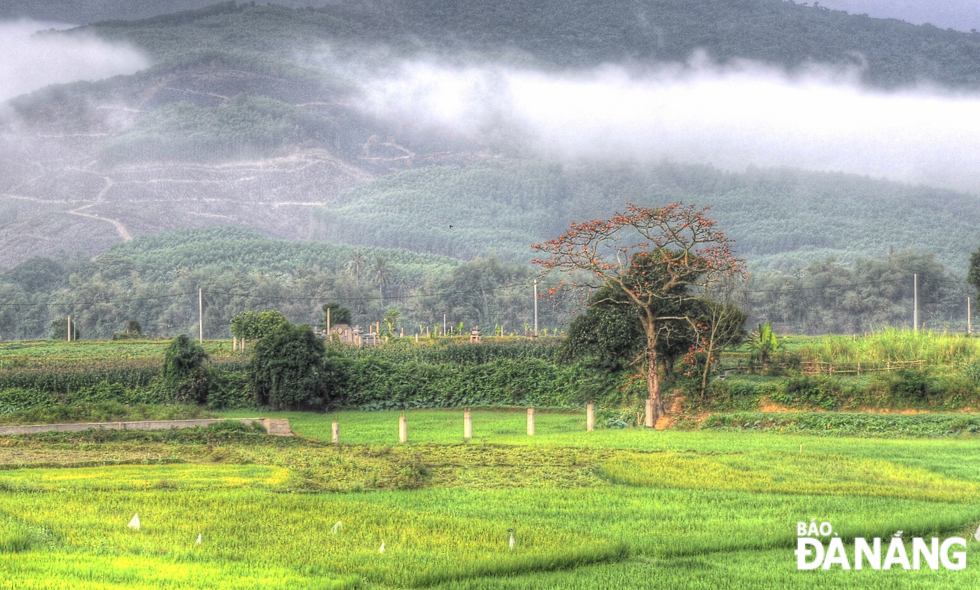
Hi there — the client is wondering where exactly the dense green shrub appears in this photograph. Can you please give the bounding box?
[162,335,211,404]
[964,361,980,385]
[249,323,337,410]
[858,368,979,409]
[0,402,211,425]
[770,376,841,410]
[336,354,620,411]
[230,311,289,340]
[205,369,252,410]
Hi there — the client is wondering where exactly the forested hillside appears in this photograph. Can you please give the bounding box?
[1,1,980,336]
[80,0,980,90]
[314,161,980,274]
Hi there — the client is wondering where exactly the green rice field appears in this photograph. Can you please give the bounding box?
[3,410,980,588]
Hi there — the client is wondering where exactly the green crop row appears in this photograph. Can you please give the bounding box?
[701,412,980,438]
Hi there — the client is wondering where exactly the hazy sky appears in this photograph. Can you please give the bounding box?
[0,20,147,103]
[796,0,980,32]
[359,57,980,193]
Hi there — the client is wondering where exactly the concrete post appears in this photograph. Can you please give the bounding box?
[464,411,472,439]
[399,416,407,444]
[527,408,535,436]
[587,403,594,432]
[332,422,339,443]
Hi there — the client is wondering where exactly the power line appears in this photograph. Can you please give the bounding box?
[0,290,198,308]
[0,280,541,309]
[744,275,967,295]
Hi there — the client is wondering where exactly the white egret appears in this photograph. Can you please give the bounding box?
[128,513,140,531]
[332,521,342,534]
[196,534,202,545]
[379,540,385,554]
[508,529,515,550]
[974,525,980,542]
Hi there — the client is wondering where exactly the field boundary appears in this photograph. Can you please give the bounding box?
[0,418,291,437]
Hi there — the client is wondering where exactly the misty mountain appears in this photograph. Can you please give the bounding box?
[76,0,980,89]
[0,0,342,26]
[806,1,980,34]
[2,0,980,281]
[312,161,980,274]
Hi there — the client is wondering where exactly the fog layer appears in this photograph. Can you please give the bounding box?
[0,20,148,103]
[360,58,980,193]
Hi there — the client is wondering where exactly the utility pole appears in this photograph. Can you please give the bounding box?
[199,288,203,343]
[443,313,447,336]
[969,297,973,335]
[533,280,538,337]
[67,316,71,342]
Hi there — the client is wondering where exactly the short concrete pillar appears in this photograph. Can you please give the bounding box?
[645,399,654,428]
[586,403,594,432]
[332,422,339,443]
[399,416,407,444]
[463,411,472,439]
[527,408,535,436]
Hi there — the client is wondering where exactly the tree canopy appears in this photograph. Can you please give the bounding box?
[534,202,747,424]
[248,322,336,410]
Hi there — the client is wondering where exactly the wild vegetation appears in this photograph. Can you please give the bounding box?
[7,327,980,422]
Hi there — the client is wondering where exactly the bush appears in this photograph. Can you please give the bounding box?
[964,361,980,385]
[867,369,934,405]
[205,370,252,410]
[249,323,337,410]
[112,320,143,340]
[162,335,210,403]
[770,376,840,410]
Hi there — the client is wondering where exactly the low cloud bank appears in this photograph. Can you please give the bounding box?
[359,57,980,193]
[0,20,148,103]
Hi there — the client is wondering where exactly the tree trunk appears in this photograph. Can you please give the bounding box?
[700,333,716,400]
[645,329,665,427]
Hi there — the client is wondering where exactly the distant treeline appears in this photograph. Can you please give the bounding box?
[0,227,569,341]
[751,252,972,334]
[0,226,971,340]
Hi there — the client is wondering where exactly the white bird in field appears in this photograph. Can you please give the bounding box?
[128,513,140,531]
[509,530,515,550]
[974,525,980,542]
[332,520,342,534]
[379,540,385,554]
[196,534,202,545]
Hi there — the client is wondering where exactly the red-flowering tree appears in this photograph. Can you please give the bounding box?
[532,203,747,425]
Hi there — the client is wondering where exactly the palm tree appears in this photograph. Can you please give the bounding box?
[344,249,365,286]
[373,255,392,307]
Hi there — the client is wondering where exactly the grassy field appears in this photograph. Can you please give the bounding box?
[3,413,980,588]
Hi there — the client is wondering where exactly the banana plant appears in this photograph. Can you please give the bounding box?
[748,321,781,369]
